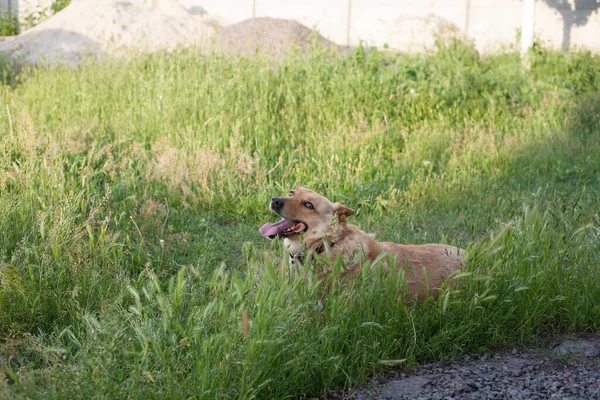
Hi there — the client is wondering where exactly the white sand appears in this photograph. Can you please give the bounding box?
[387,14,469,52]
[0,0,217,66]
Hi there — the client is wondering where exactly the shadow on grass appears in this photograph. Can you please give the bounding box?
[361,89,600,250]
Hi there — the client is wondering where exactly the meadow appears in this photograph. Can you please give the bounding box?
[0,40,599,398]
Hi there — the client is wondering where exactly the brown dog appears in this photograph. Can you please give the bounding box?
[259,188,463,297]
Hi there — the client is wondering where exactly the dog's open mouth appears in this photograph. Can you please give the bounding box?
[259,219,307,239]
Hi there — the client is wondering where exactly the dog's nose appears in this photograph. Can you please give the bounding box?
[271,198,284,209]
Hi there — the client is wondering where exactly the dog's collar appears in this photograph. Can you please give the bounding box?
[315,243,326,254]
[290,243,326,265]
[291,253,304,265]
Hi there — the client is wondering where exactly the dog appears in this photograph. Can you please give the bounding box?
[259,188,463,298]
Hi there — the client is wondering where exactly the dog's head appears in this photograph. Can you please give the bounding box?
[259,188,355,242]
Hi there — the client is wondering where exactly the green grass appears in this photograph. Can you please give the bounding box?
[0,13,19,36]
[50,0,71,14]
[1,40,600,398]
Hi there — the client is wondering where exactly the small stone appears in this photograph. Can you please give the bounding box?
[380,376,430,399]
[552,340,599,358]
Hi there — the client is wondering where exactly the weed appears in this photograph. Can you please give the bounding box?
[0,13,18,36]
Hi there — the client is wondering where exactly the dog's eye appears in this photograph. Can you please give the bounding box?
[304,202,313,209]
[289,191,295,196]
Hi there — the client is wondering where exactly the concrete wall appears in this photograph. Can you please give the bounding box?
[0,0,13,15]
[181,0,600,52]
[3,0,600,52]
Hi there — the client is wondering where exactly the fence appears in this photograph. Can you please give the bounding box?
[183,0,600,52]
[3,0,600,52]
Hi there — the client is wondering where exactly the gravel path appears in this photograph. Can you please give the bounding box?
[345,335,600,400]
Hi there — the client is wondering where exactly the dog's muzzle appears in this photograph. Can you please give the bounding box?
[270,197,284,210]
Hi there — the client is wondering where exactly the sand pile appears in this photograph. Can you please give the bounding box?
[387,14,468,52]
[0,0,217,66]
[215,17,349,60]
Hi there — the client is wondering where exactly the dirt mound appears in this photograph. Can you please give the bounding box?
[0,0,217,66]
[215,17,348,59]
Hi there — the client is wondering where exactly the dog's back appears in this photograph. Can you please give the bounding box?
[377,242,462,297]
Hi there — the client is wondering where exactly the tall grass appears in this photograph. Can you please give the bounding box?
[1,41,599,398]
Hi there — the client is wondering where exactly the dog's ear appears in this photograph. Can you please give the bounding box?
[334,202,355,222]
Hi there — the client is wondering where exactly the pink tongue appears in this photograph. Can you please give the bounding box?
[259,219,295,238]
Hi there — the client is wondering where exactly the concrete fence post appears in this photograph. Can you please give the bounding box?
[346,0,352,46]
[464,0,471,36]
[521,0,536,57]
